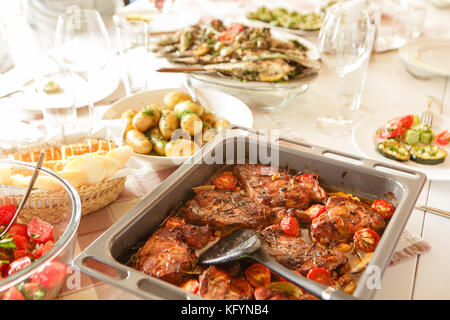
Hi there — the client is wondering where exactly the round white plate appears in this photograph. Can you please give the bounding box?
[13,65,119,111]
[352,111,450,181]
[399,38,450,79]
[102,87,253,167]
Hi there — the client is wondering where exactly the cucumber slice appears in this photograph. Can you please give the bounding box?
[376,140,410,162]
[410,145,448,165]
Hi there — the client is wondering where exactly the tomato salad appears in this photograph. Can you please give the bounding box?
[375,114,448,165]
[0,204,68,300]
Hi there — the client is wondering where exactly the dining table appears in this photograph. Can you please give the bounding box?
[0,0,449,300]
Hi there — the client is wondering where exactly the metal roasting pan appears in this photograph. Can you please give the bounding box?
[73,128,426,300]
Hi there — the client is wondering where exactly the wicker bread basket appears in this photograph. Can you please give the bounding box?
[1,139,130,223]
[0,177,126,224]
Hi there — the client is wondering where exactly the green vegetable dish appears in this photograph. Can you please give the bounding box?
[374,114,449,165]
[246,7,323,31]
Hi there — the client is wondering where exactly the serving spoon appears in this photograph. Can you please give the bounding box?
[199,228,358,300]
[0,152,45,238]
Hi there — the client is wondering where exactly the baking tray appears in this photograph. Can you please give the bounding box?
[72,129,426,300]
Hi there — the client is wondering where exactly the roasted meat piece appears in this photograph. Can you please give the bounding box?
[136,228,196,284]
[310,196,386,245]
[233,164,328,209]
[184,189,277,230]
[254,287,318,300]
[259,225,347,275]
[164,217,212,249]
[198,266,254,300]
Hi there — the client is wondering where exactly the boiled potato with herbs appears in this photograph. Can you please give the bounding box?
[215,119,230,130]
[163,91,191,110]
[121,109,137,135]
[126,129,152,154]
[200,111,217,128]
[174,100,203,117]
[159,110,179,139]
[132,104,161,132]
[165,139,199,157]
[202,128,218,145]
[180,113,203,136]
[147,127,167,156]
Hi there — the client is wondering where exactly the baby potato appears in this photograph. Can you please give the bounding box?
[180,113,203,136]
[159,110,179,139]
[174,100,204,117]
[126,129,152,154]
[163,91,191,109]
[147,127,167,156]
[165,139,199,157]
[132,104,161,132]
[200,110,217,127]
[121,109,137,135]
[215,119,230,130]
[202,128,218,145]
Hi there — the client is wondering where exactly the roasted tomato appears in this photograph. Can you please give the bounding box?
[297,173,318,184]
[245,263,271,288]
[353,228,380,252]
[378,115,414,139]
[371,199,395,219]
[306,267,333,285]
[436,130,450,145]
[280,216,300,236]
[212,175,238,190]
[305,204,327,221]
[179,279,200,294]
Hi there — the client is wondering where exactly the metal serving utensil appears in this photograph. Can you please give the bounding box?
[0,152,45,238]
[199,229,358,300]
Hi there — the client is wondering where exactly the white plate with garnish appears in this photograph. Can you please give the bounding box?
[11,65,119,111]
[352,111,450,181]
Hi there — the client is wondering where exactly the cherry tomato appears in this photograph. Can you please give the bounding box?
[306,268,333,285]
[378,115,414,139]
[27,217,54,244]
[217,24,243,42]
[297,173,318,184]
[280,216,300,237]
[0,204,16,226]
[31,261,67,290]
[353,228,380,252]
[436,130,450,146]
[7,256,32,276]
[245,263,271,288]
[2,287,25,300]
[371,199,395,219]
[179,279,200,294]
[213,175,238,190]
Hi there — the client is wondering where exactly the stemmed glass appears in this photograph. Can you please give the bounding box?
[316,0,375,136]
[54,6,111,136]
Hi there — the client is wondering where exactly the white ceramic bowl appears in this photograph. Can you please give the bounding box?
[102,88,253,167]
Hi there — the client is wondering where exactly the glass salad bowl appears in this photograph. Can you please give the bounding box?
[0,160,81,300]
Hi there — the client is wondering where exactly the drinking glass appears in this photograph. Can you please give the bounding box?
[316,0,375,136]
[114,15,150,95]
[54,6,111,135]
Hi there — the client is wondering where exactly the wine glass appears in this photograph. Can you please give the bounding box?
[54,6,111,136]
[316,0,376,136]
